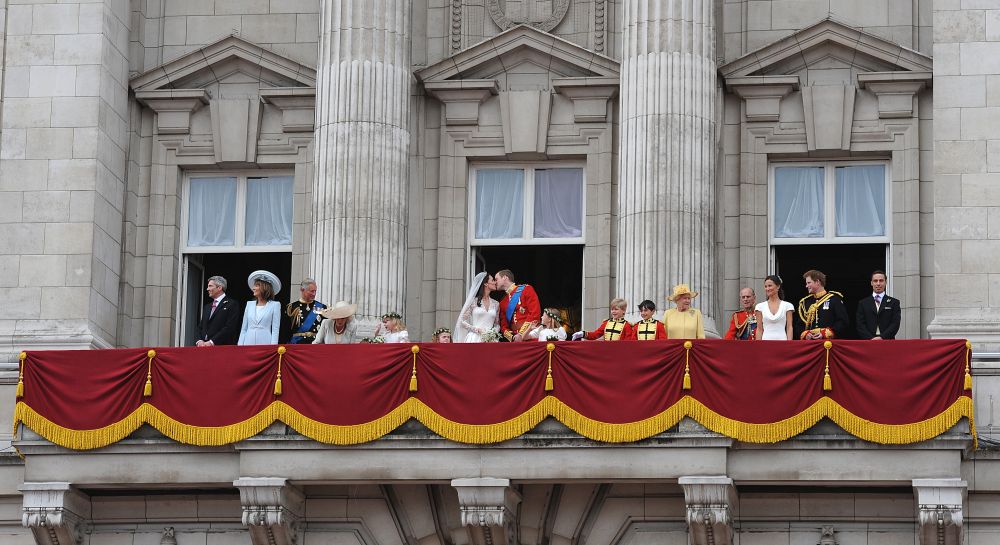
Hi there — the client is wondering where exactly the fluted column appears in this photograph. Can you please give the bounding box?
[311,0,411,321]
[616,0,718,332]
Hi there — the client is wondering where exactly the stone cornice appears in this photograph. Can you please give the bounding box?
[235,477,304,545]
[20,482,90,545]
[912,478,966,545]
[260,87,317,133]
[552,77,619,123]
[857,71,932,118]
[423,80,499,125]
[724,75,800,122]
[134,89,210,135]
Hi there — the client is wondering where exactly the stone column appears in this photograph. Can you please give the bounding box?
[616,0,718,333]
[310,0,412,322]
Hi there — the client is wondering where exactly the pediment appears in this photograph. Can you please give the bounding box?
[416,24,619,83]
[720,18,933,78]
[130,34,316,92]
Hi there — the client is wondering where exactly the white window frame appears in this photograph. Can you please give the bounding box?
[180,170,295,254]
[468,162,586,246]
[768,160,892,245]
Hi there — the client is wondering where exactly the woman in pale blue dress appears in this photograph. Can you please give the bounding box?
[238,270,282,345]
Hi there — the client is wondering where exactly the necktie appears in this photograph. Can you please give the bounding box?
[211,300,218,316]
[874,294,882,309]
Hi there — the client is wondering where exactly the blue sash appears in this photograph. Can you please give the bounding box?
[505,286,525,324]
[292,302,325,344]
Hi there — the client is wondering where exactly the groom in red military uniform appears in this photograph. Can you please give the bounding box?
[495,269,541,342]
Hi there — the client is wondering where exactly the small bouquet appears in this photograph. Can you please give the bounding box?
[360,336,386,344]
[480,329,500,343]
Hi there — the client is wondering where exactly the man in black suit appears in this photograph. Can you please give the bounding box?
[196,275,242,346]
[855,270,901,340]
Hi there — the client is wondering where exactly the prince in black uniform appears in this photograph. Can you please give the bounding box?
[795,269,849,340]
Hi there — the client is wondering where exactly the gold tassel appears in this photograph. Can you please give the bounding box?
[823,340,833,392]
[965,340,973,391]
[545,343,555,391]
[682,341,692,390]
[274,346,286,396]
[409,345,420,392]
[16,352,26,399]
[143,350,156,398]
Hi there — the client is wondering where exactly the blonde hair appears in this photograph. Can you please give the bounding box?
[610,298,627,310]
[385,317,405,332]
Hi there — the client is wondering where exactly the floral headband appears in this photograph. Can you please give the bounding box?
[382,312,402,320]
[543,309,562,322]
[433,327,451,336]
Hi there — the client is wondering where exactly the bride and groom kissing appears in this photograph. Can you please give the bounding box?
[453,269,544,343]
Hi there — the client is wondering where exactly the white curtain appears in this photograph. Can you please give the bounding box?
[475,169,524,239]
[835,165,886,237]
[533,168,583,238]
[188,177,237,246]
[774,167,825,238]
[245,176,294,246]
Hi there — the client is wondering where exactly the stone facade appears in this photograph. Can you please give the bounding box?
[1,0,1000,544]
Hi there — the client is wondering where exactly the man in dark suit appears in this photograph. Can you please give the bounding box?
[855,270,901,340]
[196,275,242,346]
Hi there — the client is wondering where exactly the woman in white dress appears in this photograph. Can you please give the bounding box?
[526,308,567,342]
[754,274,794,340]
[238,270,282,345]
[454,272,499,343]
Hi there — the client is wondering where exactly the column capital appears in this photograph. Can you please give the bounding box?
[451,478,522,545]
[912,478,966,545]
[235,477,305,545]
[679,476,736,545]
[20,482,90,545]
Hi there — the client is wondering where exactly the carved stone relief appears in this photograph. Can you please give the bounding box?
[486,0,570,32]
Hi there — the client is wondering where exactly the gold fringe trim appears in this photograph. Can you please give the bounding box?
[13,395,977,450]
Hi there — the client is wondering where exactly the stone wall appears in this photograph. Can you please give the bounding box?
[928,1,1000,350]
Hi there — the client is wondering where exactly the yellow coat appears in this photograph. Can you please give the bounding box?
[663,308,705,340]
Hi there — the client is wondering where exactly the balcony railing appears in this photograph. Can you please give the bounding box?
[13,339,973,450]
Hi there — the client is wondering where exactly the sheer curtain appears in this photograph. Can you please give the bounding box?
[245,176,294,245]
[475,169,524,239]
[774,167,825,238]
[534,168,583,238]
[835,165,886,237]
[188,177,237,246]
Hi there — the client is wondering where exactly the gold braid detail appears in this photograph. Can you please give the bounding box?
[797,291,843,330]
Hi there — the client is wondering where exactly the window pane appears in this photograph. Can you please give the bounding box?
[835,165,886,237]
[246,176,294,246]
[773,167,825,238]
[534,168,583,238]
[475,169,524,239]
[188,177,237,246]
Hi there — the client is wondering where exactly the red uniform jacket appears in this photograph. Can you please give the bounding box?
[724,310,758,340]
[585,319,634,341]
[499,284,541,340]
[631,319,667,341]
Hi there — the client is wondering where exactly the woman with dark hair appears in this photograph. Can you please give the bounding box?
[754,274,794,340]
[454,271,499,342]
[238,270,282,345]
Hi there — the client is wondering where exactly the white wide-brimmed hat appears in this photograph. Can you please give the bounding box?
[319,300,357,319]
[667,283,699,301]
[248,270,282,295]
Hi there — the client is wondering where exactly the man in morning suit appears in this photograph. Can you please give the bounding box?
[495,269,541,342]
[855,270,901,340]
[795,269,849,340]
[196,275,242,346]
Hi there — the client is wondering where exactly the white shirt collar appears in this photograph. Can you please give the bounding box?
[214,293,226,304]
[872,292,886,299]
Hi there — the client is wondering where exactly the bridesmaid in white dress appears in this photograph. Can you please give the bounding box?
[375,312,410,343]
[454,272,499,343]
[754,274,794,340]
[526,308,568,342]
[238,270,282,345]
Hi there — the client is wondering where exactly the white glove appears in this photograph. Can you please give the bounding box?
[571,331,584,341]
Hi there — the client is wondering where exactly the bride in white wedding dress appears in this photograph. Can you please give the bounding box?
[454,271,499,343]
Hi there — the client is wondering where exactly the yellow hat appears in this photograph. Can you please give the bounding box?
[667,284,699,302]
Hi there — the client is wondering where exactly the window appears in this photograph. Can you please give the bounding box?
[470,165,584,244]
[183,174,294,251]
[770,162,889,244]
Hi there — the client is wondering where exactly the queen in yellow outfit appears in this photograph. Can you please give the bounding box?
[663,284,705,339]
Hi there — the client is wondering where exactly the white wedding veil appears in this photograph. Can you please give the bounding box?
[453,271,488,343]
